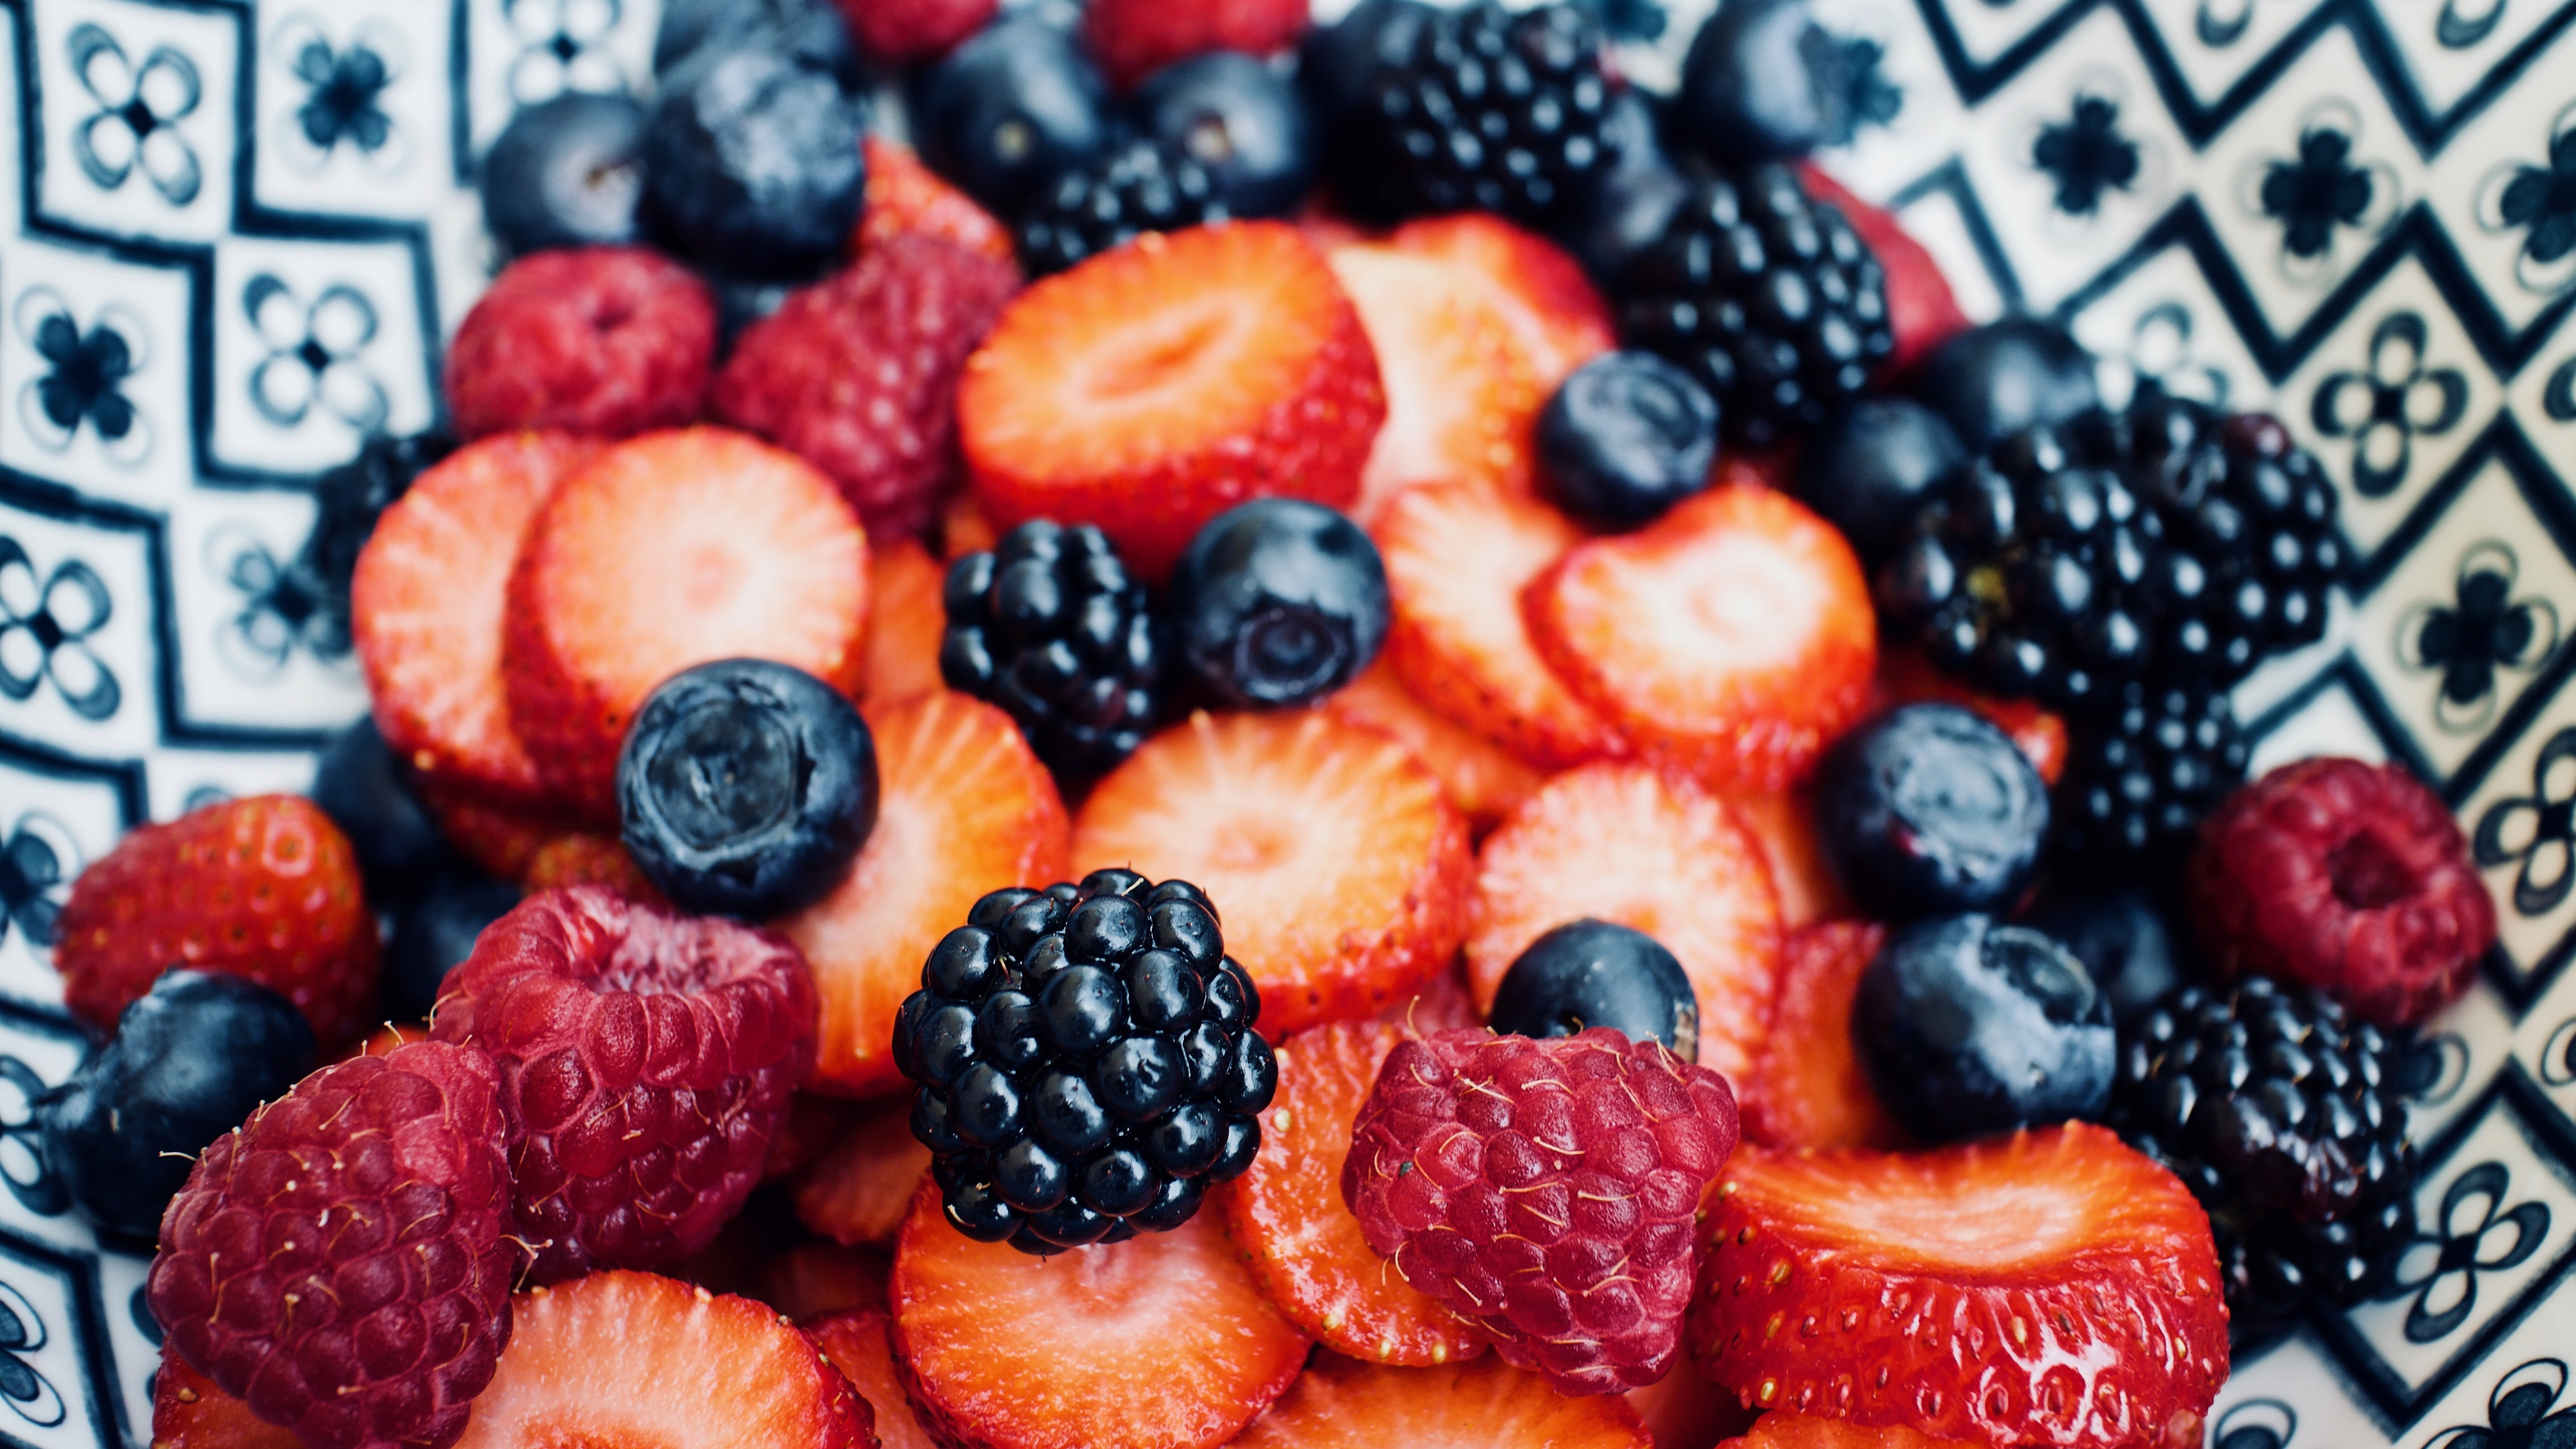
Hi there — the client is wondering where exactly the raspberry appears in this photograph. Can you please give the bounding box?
[148,1041,516,1449]
[1083,0,1310,91]
[443,246,716,441]
[714,234,1020,539]
[839,0,996,62]
[1341,1027,1740,1395]
[431,885,820,1282]
[2186,757,2495,1026]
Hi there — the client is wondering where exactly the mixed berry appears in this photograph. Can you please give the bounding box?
[35,2,2518,1448]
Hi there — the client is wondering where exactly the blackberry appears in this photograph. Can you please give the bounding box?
[297,428,458,659]
[1017,139,1227,278]
[1617,165,1892,447]
[941,520,1165,780]
[2051,679,2248,873]
[894,871,1278,1255]
[2109,977,2416,1340]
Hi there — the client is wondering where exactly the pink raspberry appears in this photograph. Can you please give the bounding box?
[431,885,818,1283]
[148,1040,517,1449]
[443,246,716,440]
[1340,1026,1739,1395]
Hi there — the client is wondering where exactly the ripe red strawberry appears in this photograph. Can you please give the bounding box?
[1690,1126,2229,1449]
[863,537,950,708]
[519,830,664,904]
[1216,1020,1489,1365]
[1234,1352,1654,1448]
[780,691,1069,1094]
[1722,1413,1985,1449]
[443,247,717,440]
[352,431,599,800]
[1738,923,1904,1152]
[1466,764,1782,1083]
[1326,659,1544,832]
[1529,486,1877,792]
[58,794,379,1048]
[714,234,1020,539]
[839,0,995,64]
[1375,482,1626,769]
[451,1271,871,1449]
[1071,710,1474,1040]
[1343,1027,1741,1395]
[804,1306,942,1449]
[1797,166,1969,379]
[1083,0,1309,90]
[431,885,820,1283]
[502,427,871,820]
[1876,650,2068,786]
[1728,789,1854,930]
[890,1181,1310,1449]
[148,1040,516,1449]
[960,222,1385,580]
[1329,244,1542,521]
[1385,215,1617,394]
[857,138,1017,266]
[2187,757,2495,1026]
[153,1351,299,1449]
[417,779,575,882]
[794,1097,933,1248]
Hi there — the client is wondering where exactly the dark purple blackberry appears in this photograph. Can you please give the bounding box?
[940,519,1165,780]
[2051,679,2248,873]
[894,871,1277,1255]
[1016,139,1227,278]
[2109,977,2415,1340]
[296,428,458,659]
[1617,164,1892,447]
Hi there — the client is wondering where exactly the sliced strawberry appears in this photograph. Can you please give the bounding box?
[795,1095,933,1247]
[1386,215,1617,393]
[1375,482,1625,769]
[1072,710,1473,1040]
[758,1240,891,1322]
[941,490,1000,560]
[352,430,599,800]
[1798,166,1969,379]
[762,1091,857,1183]
[1722,1413,1987,1449]
[1690,1126,2229,1449]
[1630,1365,1758,1449]
[1327,659,1544,833]
[1377,957,1485,1035]
[520,830,665,904]
[1875,649,2068,786]
[959,222,1385,580]
[417,778,574,881]
[1232,1352,1652,1449]
[890,1181,1309,1449]
[1216,1020,1489,1365]
[805,1306,942,1449]
[453,1271,871,1449]
[863,537,950,708]
[1466,763,1782,1083]
[1328,244,1540,521]
[1529,486,1876,793]
[502,427,872,819]
[153,1352,298,1449]
[1738,922,1904,1152]
[1727,789,1853,930]
[780,691,1069,1094]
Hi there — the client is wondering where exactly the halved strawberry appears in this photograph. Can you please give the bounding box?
[1216,1020,1489,1365]
[1797,166,1969,379]
[795,1095,932,1247]
[418,778,574,881]
[502,427,871,819]
[1466,763,1782,1083]
[780,691,1069,1094]
[890,1181,1310,1449]
[153,1352,297,1449]
[864,537,949,708]
[757,1240,890,1323]
[1327,659,1544,833]
[959,222,1385,579]
[452,1271,871,1449]
[1738,922,1903,1152]
[1375,482,1625,769]
[1072,710,1473,1040]
[1690,1126,2228,1449]
[1386,215,1616,393]
[1529,486,1876,793]
[1875,650,2068,786]
[1329,244,1540,521]
[352,430,599,800]
[1722,1413,1986,1449]
[941,490,1000,560]
[1727,790,1853,930]
[805,1306,942,1449]
[1232,1352,1651,1449]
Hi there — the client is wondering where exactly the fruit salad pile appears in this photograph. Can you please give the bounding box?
[33,1,2512,1448]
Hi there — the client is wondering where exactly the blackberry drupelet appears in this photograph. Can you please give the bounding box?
[1617,164,1892,447]
[894,871,1278,1255]
[941,519,1165,780]
[299,428,458,657]
[2052,679,2247,873]
[2110,977,2416,1340]
[1017,139,1228,278]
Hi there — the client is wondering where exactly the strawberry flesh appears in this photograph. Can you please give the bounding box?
[1738,922,1906,1152]
[1233,1352,1653,1449]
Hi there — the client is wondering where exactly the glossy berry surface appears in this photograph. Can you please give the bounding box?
[1554,87,1692,284]
[2052,678,2248,874]
[616,658,879,919]
[1488,917,1699,1059]
[654,0,861,83]
[1794,393,1967,564]
[1016,138,1227,277]
[1535,350,1719,530]
[1167,499,1389,708]
[1852,912,2115,1142]
[1673,0,1850,164]
[914,15,1110,217]
[942,520,1167,778]
[384,871,523,1022]
[38,970,315,1241]
[1910,316,2100,449]
[2027,885,2191,1023]
[894,871,1276,1254]
[1815,702,2049,920]
[479,93,648,258]
[309,715,450,902]
[642,44,867,280]
[1132,50,1316,219]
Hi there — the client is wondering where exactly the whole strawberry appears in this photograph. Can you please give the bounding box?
[431,885,818,1282]
[148,1040,517,1449]
[1341,1026,1739,1394]
[56,794,380,1049]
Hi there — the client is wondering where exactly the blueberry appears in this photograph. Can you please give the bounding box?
[1537,352,1721,530]
[1851,913,2114,1142]
[914,15,1110,217]
[479,93,648,258]
[643,44,869,280]
[1796,396,1969,565]
[1490,919,1699,1059]
[1674,0,1849,164]
[617,658,879,919]
[1554,88,1691,284]
[1909,318,2101,449]
[655,0,860,83]
[309,716,449,902]
[1132,52,1315,218]
[37,971,315,1241]
[384,871,522,1022]
[1169,500,1389,707]
[1301,0,1437,123]
[2025,887,2190,1024]
[1815,704,2049,920]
